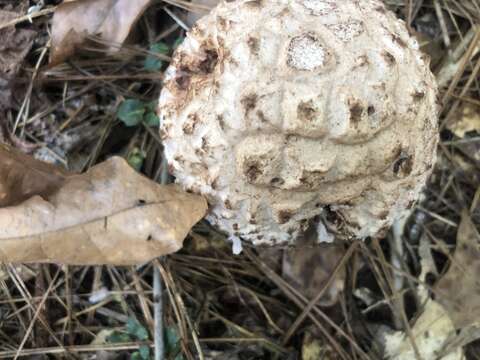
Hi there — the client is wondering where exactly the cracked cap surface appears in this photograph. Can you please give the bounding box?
[159,0,439,245]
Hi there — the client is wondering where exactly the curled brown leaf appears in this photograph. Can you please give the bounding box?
[50,0,152,65]
[0,144,68,207]
[435,210,480,328]
[282,230,347,306]
[0,9,36,111]
[0,156,207,265]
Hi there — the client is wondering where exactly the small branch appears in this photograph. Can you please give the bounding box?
[153,266,164,360]
[153,154,170,360]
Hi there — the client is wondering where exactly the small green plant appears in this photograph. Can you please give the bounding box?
[117,99,160,127]
[165,326,184,360]
[172,37,184,49]
[131,345,151,360]
[126,318,149,341]
[144,42,170,71]
[127,148,146,171]
[107,318,151,360]
[106,318,184,360]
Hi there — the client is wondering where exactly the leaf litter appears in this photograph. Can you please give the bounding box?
[384,233,464,360]
[435,210,480,329]
[0,144,67,207]
[0,0,480,359]
[447,104,480,139]
[50,0,153,65]
[0,7,35,111]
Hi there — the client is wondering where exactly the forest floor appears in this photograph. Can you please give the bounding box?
[0,0,480,359]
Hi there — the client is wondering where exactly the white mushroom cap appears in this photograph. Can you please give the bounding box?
[159,0,439,246]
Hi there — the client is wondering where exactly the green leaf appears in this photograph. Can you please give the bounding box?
[165,326,180,348]
[174,353,185,360]
[130,351,142,360]
[145,101,157,112]
[144,57,162,71]
[144,42,169,71]
[107,331,131,344]
[136,327,149,341]
[173,37,184,49]
[150,42,170,55]
[144,112,160,127]
[165,326,182,358]
[127,148,146,171]
[126,318,149,341]
[139,345,150,360]
[118,99,145,127]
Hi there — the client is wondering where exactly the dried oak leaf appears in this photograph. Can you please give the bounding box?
[447,104,480,139]
[0,156,207,265]
[50,0,152,65]
[384,298,463,360]
[282,229,347,306]
[0,9,35,110]
[0,144,68,207]
[302,329,336,360]
[384,233,464,360]
[435,210,480,329]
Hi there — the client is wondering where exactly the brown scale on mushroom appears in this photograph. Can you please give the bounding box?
[159,0,439,246]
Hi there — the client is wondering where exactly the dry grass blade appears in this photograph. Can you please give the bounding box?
[0,7,56,31]
[13,268,61,360]
[0,342,152,359]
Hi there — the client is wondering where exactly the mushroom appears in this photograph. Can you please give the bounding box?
[158,0,439,246]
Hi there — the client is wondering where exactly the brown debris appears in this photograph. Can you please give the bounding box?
[50,0,153,65]
[0,9,35,111]
[435,210,480,329]
[282,233,347,306]
[0,144,68,207]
